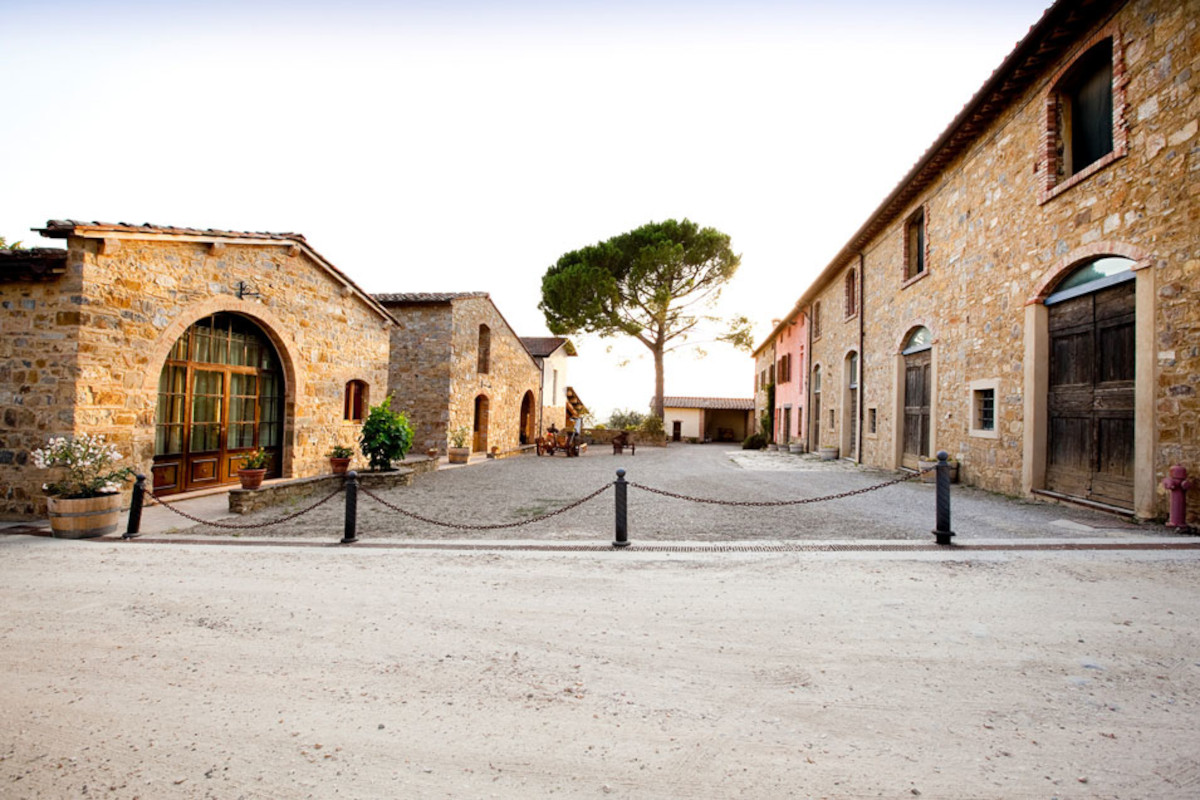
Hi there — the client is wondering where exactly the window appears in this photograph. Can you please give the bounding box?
[867,407,877,435]
[344,380,368,423]
[1041,31,1126,201]
[778,354,791,383]
[552,368,558,403]
[905,208,926,282]
[844,269,857,318]
[769,363,775,384]
[813,302,822,339]
[477,324,491,373]
[968,379,1000,439]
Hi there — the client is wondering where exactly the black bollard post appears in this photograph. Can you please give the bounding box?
[123,474,145,539]
[341,471,359,544]
[613,468,630,548]
[932,450,955,545]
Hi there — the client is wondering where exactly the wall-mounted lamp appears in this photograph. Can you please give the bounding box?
[235,281,261,299]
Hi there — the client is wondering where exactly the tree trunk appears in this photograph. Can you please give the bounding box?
[652,344,665,420]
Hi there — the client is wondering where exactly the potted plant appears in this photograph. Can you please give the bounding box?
[237,447,271,489]
[359,394,414,471]
[327,445,354,475]
[447,426,471,464]
[33,433,134,538]
[818,445,839,460]
[918,454,959,484]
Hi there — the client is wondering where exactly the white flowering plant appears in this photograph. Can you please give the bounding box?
[31,434,135,498]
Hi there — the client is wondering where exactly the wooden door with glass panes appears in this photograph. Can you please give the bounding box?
[152,313,284,495]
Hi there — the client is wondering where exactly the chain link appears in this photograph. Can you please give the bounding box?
[359,483,612,531]
[141,484,345,530]
[626,465,936,508]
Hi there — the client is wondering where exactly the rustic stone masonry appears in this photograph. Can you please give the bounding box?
[774,0,1199,521]
[1,223,392,518]
[379,293,543,457]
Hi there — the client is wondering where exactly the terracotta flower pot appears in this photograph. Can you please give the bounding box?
[330,457,351,476]
[237,468,267,490]
[46,493,122,539]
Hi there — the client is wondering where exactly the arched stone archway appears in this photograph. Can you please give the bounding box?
[473,394,490,453]
[149,312,289,494]
[519,390,536,445]
[1023,246,1153,516]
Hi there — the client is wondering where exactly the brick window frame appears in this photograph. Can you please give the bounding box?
[344,379,368,423]
[1038,24,1127,205]
[901,206,929,288]
[843,268,858,320]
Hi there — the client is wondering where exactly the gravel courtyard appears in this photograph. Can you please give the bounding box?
[178,443,1161,542]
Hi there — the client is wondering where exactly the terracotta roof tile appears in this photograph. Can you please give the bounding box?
[373,292,490,304]
[36,219,305,242]
[519,337,576,357]
[661,396,754,411]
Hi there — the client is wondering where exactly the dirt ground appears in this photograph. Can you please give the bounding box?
[2,534,1198,799]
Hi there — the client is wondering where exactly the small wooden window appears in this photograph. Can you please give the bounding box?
[813,302,822,339]
[1060,39,1114,179]
[477,324,491,373]
[905,209,926,281]
[344,380,368,423]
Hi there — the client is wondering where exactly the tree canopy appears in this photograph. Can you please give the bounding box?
[540,219,751,418]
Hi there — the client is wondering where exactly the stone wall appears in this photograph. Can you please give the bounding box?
[802,0,1199,520]
[2,232,391,518]
[447,297,543,455]
[0,267,84,517]
[385,303,454,454]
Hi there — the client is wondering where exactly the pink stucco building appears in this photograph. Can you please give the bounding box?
[752,307,808,447]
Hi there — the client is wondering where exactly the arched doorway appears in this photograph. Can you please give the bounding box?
[1044,256,1136,508]
[152,313,284,494]
[843,351,859,460]
[900,327,932,470]
[473,394,490,453]
[519,391,536,445]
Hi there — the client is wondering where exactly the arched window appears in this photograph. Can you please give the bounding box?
[477,324,491,373]
[902,326,932,354]
[344,380,368,422]
[844,269,857,318]
[1045,256,1135,305]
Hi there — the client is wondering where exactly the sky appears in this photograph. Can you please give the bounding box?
[1,0,1052,422]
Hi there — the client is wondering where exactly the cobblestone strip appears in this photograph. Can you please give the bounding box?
[627,467,933,508]
[144,485,345,530]
[359,483,612,531]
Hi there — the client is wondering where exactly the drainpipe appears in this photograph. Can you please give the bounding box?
[805,305,814,453]
[858,252,866,464]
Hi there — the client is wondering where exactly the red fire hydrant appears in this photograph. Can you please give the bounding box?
[1161,465,1192,528]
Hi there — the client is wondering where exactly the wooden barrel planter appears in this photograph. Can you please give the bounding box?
[46,493,122,539]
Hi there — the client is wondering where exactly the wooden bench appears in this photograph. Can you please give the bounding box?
[611,431,636,456]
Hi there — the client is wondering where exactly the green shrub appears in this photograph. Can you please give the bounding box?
[638,415,664,436]
[359,394,414,470]
[742,433,767,450]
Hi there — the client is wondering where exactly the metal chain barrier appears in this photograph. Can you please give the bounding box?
[625,465,935,508]
[358,482,612,531]
[140,484,345,530]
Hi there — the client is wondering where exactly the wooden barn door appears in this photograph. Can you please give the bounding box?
[902,350,931,469]
[1046,281,1135,508]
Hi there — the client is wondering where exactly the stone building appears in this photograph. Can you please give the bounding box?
[376,293,543,456]
[755,0,1199,522]
[0,221,392,517]
[662,397,754,443]
[520,337,576,432]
